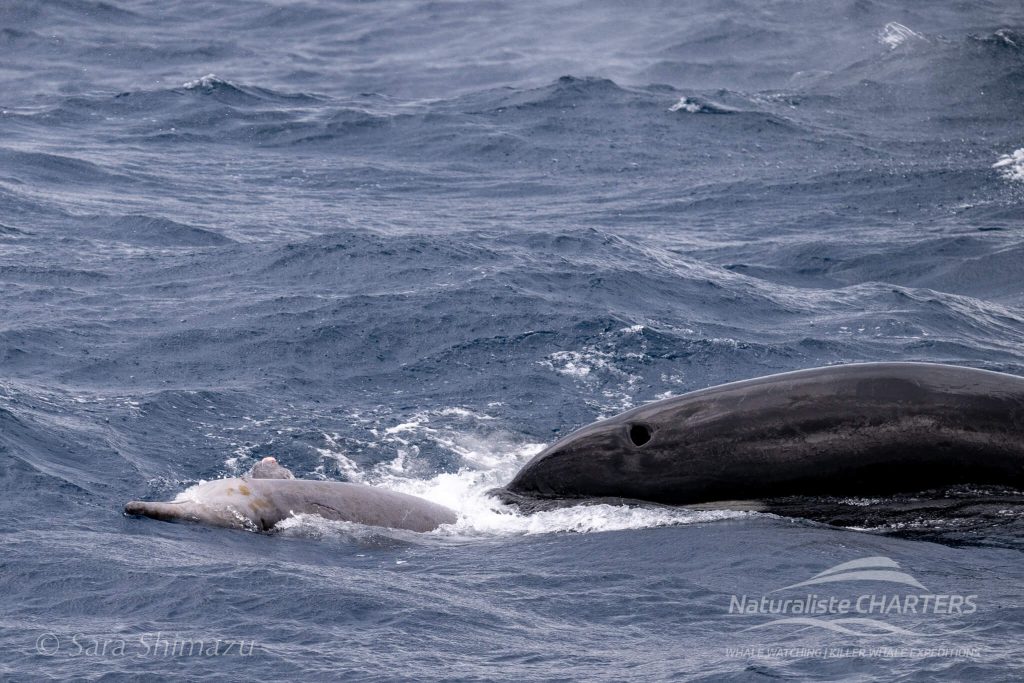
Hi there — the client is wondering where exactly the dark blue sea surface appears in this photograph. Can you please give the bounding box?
[2,1,1024,680]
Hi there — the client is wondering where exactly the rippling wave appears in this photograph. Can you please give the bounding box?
[2,0,1023,680]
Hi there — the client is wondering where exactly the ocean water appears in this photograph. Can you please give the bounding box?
[2,0,1024,680]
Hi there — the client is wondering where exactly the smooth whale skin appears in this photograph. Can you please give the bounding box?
[125,477,457,533]
[495,363,1024,506]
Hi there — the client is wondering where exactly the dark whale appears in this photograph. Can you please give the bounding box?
[125,457,457,533]
[494,363,1024,507]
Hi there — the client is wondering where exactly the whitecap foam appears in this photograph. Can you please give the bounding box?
[314,432,365,481]
[993,148,1024,182]
[879,22,925,49]
[538,327,647,415]
[669,97,702,113]
[182,73,226,89]
[542,350,597,379]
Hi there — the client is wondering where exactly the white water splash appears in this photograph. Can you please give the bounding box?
[297,407,748,538]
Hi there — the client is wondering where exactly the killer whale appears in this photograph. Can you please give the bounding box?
[494,363,1024,507]
[125,458,457,533]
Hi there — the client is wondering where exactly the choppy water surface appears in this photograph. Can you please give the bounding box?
[2,1,1023,680]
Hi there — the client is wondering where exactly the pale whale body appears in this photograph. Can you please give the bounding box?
[125,458,457,533]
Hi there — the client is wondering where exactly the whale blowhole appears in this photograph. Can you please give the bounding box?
[629,423,652,447]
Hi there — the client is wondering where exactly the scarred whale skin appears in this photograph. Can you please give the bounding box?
[496,363,1024,505]
[125,460,457,533]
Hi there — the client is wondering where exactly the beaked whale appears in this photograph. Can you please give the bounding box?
[493,362,1024,507]
[125,457,457,533]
